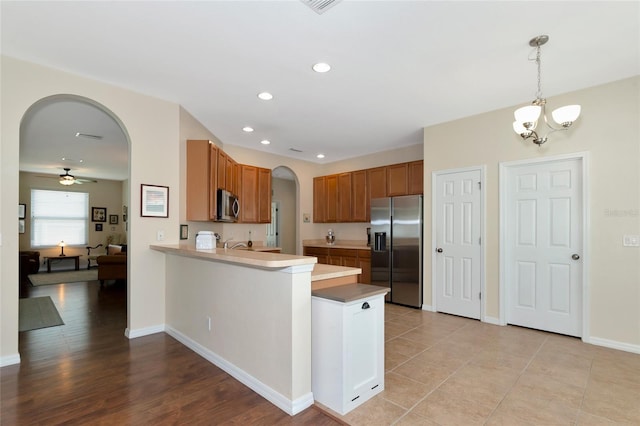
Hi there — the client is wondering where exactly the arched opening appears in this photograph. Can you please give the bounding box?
[270,166,298,254]
[18,94,131,341]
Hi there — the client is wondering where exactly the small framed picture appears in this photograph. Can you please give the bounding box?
[95,223,103,232]
[19,219,25,234]
[141,184,169,218]
[19,204,26,219]
[109,214,119,224]
[180,224,189,240]
[92,207,107,222]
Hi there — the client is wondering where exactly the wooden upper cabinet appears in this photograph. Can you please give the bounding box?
[408,160,424,195]
[325,174,338,223]
[387,163,409,196]
[352,170,368,222]
[240,165,258,223]
[258,167,272,223]
[217,149,228,191]
[227,157,237,195]
[368,167,387,201]
[337,172,352,222]
[186,140,218,221]
[313,176,326,223]
[239,165,271,224]
[233,162,241,198]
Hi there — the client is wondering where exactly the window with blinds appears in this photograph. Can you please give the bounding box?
[30,189,89,247]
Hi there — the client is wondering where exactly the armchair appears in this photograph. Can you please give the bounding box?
[97,251,127,287]
[86,233,126,269]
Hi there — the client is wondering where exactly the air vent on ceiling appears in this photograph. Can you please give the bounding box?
[289,148,304,153]
[75,132,103,140]
[300,0,342,15]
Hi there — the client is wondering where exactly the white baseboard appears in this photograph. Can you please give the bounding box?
[483,316,502,326]
[421,304,434,312]
[0,353,21,367]
[587,336,640,354]
[165,325,313,416]
[125,324,166,339]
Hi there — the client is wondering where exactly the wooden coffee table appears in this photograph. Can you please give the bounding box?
[45,255,81,273]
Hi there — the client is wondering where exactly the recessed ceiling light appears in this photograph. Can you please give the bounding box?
[312,62,331,73]
[242,126,254,133]
[260,140,271,145]
[317,154,325,159]
[257,92,273,101]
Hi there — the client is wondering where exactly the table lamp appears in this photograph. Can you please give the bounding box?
[59,241,66,256]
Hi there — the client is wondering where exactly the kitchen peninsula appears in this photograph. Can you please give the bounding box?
[150,244,363,416]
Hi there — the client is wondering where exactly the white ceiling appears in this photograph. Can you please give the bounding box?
[3,1,639,181]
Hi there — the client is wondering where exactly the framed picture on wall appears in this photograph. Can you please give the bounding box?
[141,184,169,218]
[109,214,119,224]
[92,207,107,222]
[18,220,25,234]
[180,224,189,240]
[95,223,103,231]
[18,204,26,219]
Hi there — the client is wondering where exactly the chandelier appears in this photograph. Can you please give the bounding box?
[513,35,581,145]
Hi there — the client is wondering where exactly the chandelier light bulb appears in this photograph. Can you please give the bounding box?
[551,105,581,127]
[514,105,541,126]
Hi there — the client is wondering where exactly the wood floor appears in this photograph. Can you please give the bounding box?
[2,278,344,425]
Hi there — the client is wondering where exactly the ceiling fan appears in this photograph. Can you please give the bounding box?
[57,168,97,185]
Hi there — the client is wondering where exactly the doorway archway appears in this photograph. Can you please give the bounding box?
[19,94,131,334]
[271,166,298,255]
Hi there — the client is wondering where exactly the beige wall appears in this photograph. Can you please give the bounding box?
[423,76,640,349]
[1,56,180,363]
[19,172,125,264]
[164,254,312,411]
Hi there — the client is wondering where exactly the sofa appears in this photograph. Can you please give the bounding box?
[19,250,40,283]
[96,244,127,287]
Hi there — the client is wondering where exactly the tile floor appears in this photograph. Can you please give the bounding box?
[325,303,640,425]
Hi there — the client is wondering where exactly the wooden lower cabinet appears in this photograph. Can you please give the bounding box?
[357,249,371,284]
[304,246,371,284]
[304,246,329,265]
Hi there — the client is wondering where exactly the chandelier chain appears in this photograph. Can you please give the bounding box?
[535,44,542,101]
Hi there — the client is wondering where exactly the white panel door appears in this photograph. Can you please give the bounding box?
[435,170,481,319]
[505,158,583,337]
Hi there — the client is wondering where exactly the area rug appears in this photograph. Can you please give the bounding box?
[28,269,98,286]
[19,296,64,332]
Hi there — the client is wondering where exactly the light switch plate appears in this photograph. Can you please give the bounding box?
[623,235,640,247]
[157,230,165,241]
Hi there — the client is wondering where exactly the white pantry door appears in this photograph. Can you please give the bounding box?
[434,169,482,319]
[505,158,583,337]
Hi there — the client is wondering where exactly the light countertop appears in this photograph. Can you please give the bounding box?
[150,244,315,269]
[303,239,370,250]
[312,284,389,303]
[311,263,361,282]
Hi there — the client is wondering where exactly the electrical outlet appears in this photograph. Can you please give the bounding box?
[623,235,640,247]
[157,230,165,241]
[207,316,212,332]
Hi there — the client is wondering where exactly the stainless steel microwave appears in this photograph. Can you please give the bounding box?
[216,189,239,222]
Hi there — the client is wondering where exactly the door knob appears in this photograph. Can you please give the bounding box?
[572,254,580,260]
[436,248,443,253]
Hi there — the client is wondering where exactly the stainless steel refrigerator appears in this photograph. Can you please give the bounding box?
[370,195,423,308]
